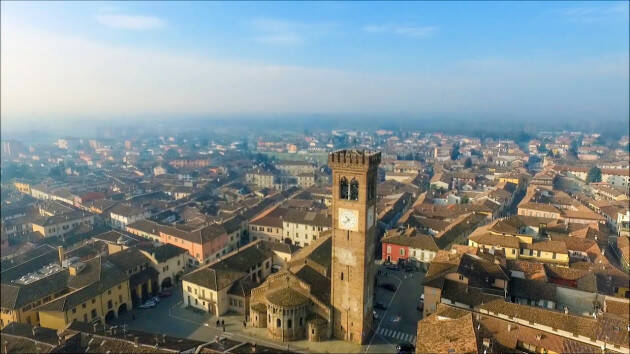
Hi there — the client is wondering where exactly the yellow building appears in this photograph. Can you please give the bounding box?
[12,181,31,195]
[468,232,569,265]
[36,257,132,330]
[1,270,69,329]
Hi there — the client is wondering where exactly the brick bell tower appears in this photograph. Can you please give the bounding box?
[328,149,381,344]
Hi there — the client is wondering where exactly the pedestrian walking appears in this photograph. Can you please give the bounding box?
[221,319,225,327]
[216,319,220,327]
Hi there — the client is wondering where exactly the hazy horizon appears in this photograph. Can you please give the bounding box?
[1,1,629,132]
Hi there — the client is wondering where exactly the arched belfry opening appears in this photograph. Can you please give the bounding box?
[340,177,349,200]
[350,178,359,201]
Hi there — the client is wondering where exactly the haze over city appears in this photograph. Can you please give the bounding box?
[2,1,629,135]
[1,2,629,354]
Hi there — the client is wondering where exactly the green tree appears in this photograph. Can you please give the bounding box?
[586,167,602,183]
[464,157,473,169]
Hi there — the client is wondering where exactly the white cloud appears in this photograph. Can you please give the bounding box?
[250,18,334,45]
[95,14,165,30]
[363,24,436,38]
[560,2,629,23]
[1,24,627,125]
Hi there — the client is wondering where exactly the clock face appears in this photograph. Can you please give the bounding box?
[367,206,375,229]
[338,208,358,231]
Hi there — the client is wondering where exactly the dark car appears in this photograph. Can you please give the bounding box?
[396,343,415,354]
[374,302,386,310]
[380,283,397,292]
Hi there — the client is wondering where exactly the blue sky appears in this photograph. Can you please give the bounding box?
[1,1,628,127]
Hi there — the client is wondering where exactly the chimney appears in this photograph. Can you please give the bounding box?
[134,336,139,347]
[58,246,64,265]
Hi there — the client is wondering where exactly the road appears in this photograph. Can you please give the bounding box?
[366,264,424,353]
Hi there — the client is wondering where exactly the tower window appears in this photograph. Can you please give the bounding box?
[340,177,349,199]
[341,272,344,280]
[350,178,359,200]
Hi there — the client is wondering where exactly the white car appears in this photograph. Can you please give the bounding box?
[139,300,157,309]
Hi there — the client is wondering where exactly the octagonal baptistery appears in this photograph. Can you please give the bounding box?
[265,287,310,341]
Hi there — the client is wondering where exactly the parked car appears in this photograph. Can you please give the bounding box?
[139,300,157,309]
[374,302,386,310]
[396,343,415,354]
[158,290,172,297]
[380,283,397,292]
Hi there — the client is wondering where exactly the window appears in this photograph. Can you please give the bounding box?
[512,249,516,255]
[537,250,541,257]
[552,253,556,259]
[187,286,192,292]
[350,178,359,200]
[107,300,112,309]
[400,248,405,256]
[82,303,86,309]
[340,177,349,199]
[300,317,303,326]
[341,272,344,281]
[387,245,391,254]
[83,314,88,322]
[277,319,282,328]
[91,309,97,319]
[288,319,292,329]
[108,290,112,295]
[92,299,96,304]
[72,308,77,314]
[458,275,464,281]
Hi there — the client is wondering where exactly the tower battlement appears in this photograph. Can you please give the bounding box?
[327,149,381,169]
